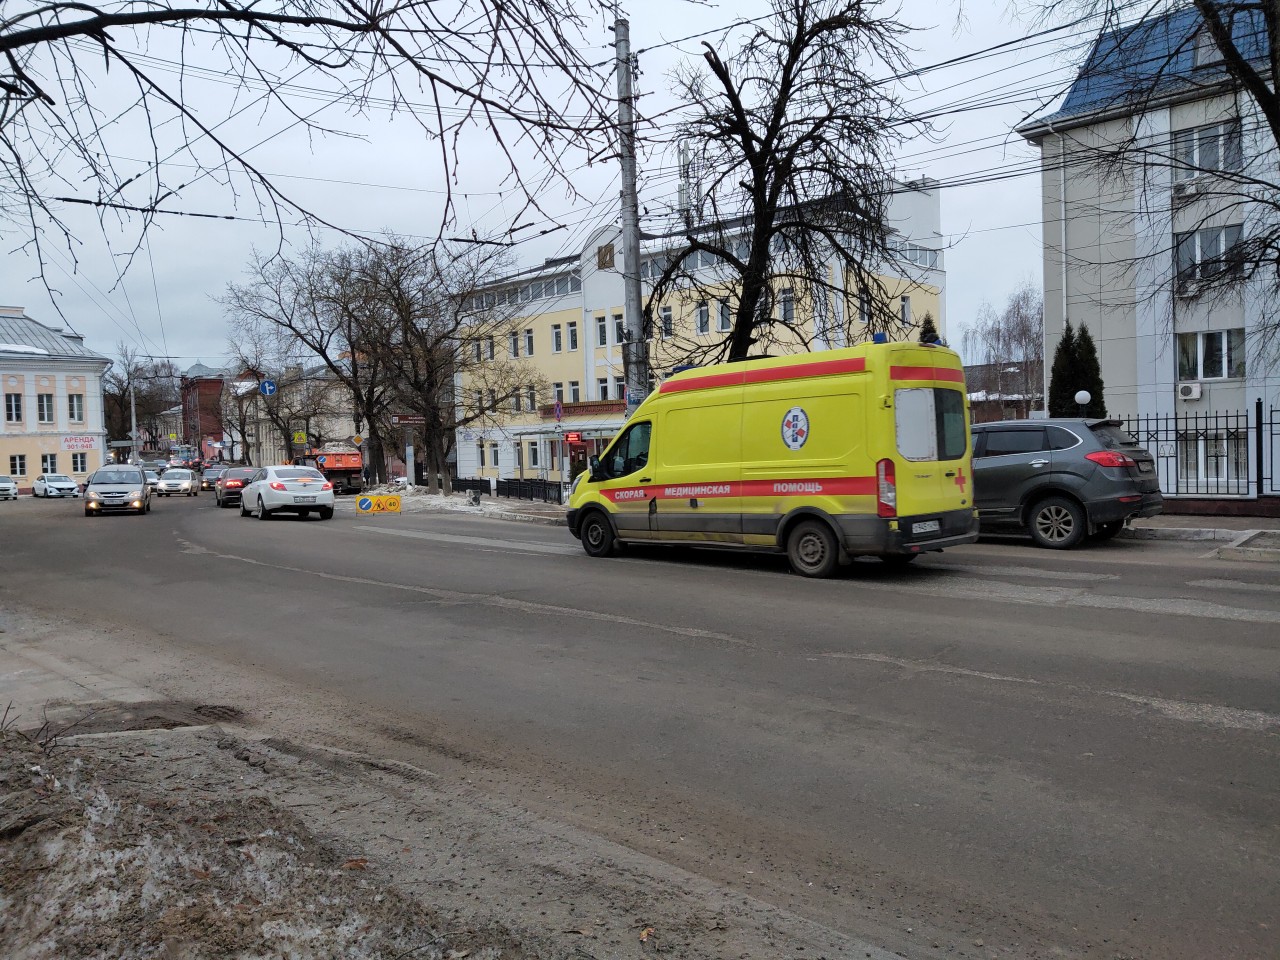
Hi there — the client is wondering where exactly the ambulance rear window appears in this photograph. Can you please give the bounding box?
[895,388,966,462]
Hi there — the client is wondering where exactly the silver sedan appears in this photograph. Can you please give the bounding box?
[156,468,198,497]
[240,465,335,520]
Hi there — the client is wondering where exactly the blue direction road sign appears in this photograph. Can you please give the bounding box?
[358,497,373,511]
[316,456,327,466]
[259,379,277,396]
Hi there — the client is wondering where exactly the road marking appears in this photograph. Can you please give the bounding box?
[821,652,1280,733]
[1187,578,1280,595]
[355,525,578,556]
[937,563,1118,582]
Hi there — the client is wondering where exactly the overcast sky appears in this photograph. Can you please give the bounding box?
[6,0,1093,371]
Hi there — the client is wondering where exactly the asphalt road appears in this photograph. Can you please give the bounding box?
[2,493,1277,959]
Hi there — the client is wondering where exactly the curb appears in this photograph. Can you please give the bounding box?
[1120,526,1255,542]
[491,511,567,527]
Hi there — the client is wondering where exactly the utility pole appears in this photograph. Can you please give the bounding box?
[129,381,139,465]
[615,16,647,419]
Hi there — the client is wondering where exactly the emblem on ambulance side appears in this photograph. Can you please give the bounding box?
[781,407,809,450]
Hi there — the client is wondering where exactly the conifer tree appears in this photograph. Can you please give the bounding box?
[1047,321,1078,416]
[917,312,940,344]
[1074,324,1107,417]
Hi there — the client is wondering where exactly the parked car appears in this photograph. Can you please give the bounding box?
[971,418,1163,548]
[0,475,17,500]
[32,474,80,497]
[83,466,151,516]
[157,468,198,497]
[240,465,335,520]
[200,465,227,490]
[143,470,161,491]
[215,466,257,508]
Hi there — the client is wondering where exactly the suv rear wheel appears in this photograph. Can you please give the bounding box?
[1028,496,1085,549]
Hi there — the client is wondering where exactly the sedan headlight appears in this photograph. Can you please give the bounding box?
[128,489,142,498]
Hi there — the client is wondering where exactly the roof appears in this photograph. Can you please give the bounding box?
[0,307,110,363]
[1019,4,1268,137]
[183,362,224,379]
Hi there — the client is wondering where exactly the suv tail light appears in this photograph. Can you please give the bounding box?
[1085,450,1136,468]
[876,458,897,518]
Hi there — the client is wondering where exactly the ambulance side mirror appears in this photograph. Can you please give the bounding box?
[588,455,601,481]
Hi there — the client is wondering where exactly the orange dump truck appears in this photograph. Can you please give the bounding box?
[292,449,364,494]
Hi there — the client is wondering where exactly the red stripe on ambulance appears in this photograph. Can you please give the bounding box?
[890,365,965,383]
[601,477,875,502]
[660,356,867,395]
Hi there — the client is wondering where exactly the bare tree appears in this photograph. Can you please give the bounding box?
[101,342,179,448]
[2,0,612,298]
[222,243,399,482]
[1027,1,1280,353]
[961,282,1045,418]
[339,237,541,494]
[645,0,922,364]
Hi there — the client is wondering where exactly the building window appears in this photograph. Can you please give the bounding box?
[67,394,85,422]
[660,306,673,338]
[553,382,564,402]
[487,389,496,411]
[511,391,522,413]
[477,442,486,468]
[900,296,912,327]
[1177,430,1248,493]
[696,301,710,334]
[528,441,540,467]
[509,332,520,358]
[569,381,581,402]
[614,313,625,344]
[37,394,54,423]
[1193,28,1223,68]
[526,385,536,410]
[515,443,523,468]
[474,389,484,413]
[598,378,609,400]
[552,324,563,352]
[1175,225,1243,290]
[472,340,482,362]
[859,294,872,327]
[1178,329,1245,380]
[489,442,499,466]
[41,453,57,473]
[4,393,20,422]
[72,452,87,473]
[486,337,495,360]
[568,321,579,351]
[717,301,732,332]
[9,454,26,476]
[779,288,795,324]
[596,315,608,346]
[1173,120,1242,180]
[615,375,626,400]
[524,329,535,355]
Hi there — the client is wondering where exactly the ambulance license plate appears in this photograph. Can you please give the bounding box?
[294,495,317,503]
[913,520,940,535]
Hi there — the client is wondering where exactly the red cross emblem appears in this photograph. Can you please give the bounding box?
[953,466,967,493]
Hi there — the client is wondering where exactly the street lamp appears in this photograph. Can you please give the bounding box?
[1074,389,1091,418]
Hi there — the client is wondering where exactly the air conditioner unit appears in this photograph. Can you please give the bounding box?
[1178,381,1203,400]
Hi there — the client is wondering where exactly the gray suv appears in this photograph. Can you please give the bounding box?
[971,418,1163,548]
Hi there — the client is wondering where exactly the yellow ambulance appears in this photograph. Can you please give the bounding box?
[566,340,978,577]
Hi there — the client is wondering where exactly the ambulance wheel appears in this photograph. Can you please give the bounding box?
[787,520,839,578]
[579,511,618,558]
[1028,495,1086,549]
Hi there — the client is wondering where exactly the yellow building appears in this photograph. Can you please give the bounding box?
[458,186,945,483]
[1,307,112,492]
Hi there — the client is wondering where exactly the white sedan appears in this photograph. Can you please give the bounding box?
[240,465,335,520]
[156,468,198,496]
[33,474,80,497]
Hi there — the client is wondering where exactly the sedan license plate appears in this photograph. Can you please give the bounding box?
[914,519,941,535]
[294,495,317,503]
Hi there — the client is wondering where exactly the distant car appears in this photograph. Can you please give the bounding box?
[0,475,18,500]
[83,466,151,516]
[971,418,1163,548]
[143,470,161,491]
[33,474,80,497]
[215,466,257,508]
[157,468,198,497]
[240,465,335,520]
[200,465,227,490]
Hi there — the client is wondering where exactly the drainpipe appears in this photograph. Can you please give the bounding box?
[1043,119,1069,410]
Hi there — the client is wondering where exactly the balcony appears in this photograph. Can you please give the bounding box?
[537,399,625,419]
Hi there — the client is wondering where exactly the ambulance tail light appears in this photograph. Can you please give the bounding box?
[876,458,897,517]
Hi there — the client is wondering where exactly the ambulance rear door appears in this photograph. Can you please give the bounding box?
[891,383,970,523]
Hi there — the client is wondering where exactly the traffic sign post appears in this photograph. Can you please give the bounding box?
[259,380,277,397]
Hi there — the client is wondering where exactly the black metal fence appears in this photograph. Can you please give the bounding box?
[495,477,565,505]
[1117,399,1278,498]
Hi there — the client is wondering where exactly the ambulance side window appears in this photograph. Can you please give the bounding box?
[601,422,651,479]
